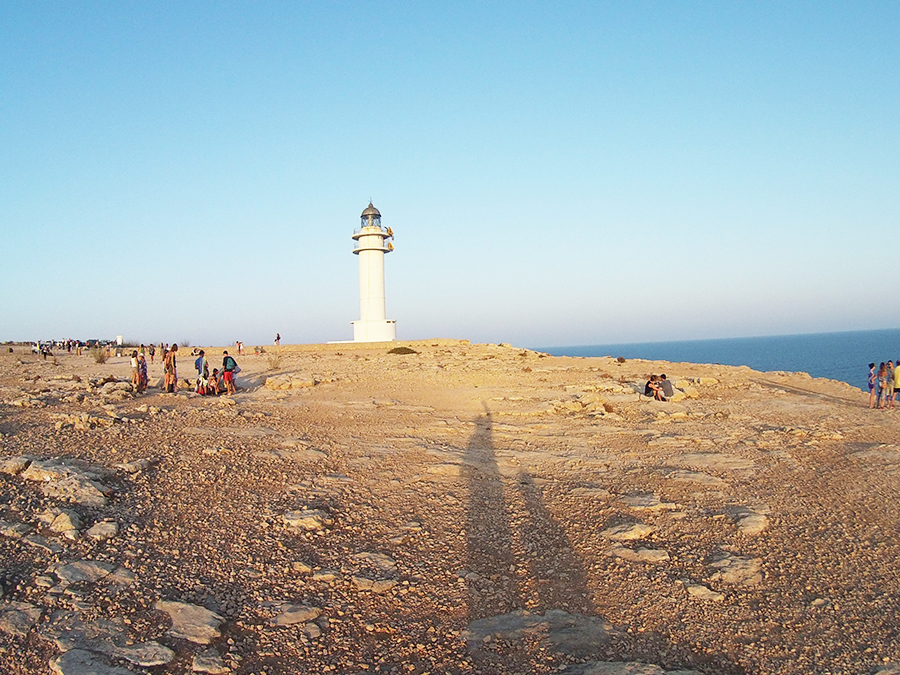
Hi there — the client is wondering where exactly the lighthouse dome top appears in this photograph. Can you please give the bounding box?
[361,203,381,219]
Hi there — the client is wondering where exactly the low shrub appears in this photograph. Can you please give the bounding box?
[90,347,108,364]
[388,346,418,355]
[267,354,282,370]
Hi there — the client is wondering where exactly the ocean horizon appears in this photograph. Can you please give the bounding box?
[535,328,900,391]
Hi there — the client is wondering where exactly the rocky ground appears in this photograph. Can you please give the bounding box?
[1,341,899,675]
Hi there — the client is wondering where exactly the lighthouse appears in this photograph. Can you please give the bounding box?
[351,202,396,342]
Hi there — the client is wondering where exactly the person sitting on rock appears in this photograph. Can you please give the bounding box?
[659,374,677,398]
[644,375,666,401]
[208,368,221,395]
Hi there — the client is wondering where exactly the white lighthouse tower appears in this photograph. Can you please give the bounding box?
[351,202,396,342]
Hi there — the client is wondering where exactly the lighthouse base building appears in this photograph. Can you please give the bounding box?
[352,319,396,342]
[352,203,396,342]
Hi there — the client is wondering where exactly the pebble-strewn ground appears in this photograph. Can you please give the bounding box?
[1,341,899,675]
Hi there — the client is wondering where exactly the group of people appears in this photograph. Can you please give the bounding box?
[126,343,240,396]
[868,361,899,409]
[193,349,240,396]
[644,374,677,401]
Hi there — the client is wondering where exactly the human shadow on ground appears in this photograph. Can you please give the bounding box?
[461,403,744,674]
[462,405,523,619]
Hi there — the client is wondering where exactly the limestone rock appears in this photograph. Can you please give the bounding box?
[265,375,317,390]
[270,604,322,626]
[663,469,725,486]
[193,649,231,674]
[606,544,670,563]
[55,560,115,584]
[0,456,31,475]
[600,523,655,541]
[155,600,224,644]
[352,576,398,593]
[0,602,42,637]
[685,583,725,602]
[727,505,771,536]
[85,521,119,540]
[564,662,699,675]
[282,509,332,531]
[50,649,133,675]
[49,510,82,534]
[41,611,173,666]
[0,519,33,538]
[710,554,763,587]
[114,458,156,473]
[619,493,677,512]
[21,459,114,507]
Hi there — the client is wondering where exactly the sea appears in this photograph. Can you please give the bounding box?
[536,328,900,392]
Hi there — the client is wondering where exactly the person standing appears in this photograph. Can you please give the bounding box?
[876,362,887,409]
[274,333,281,347]
[894,359,900,408]
[130,351,140,389]
[868,363,877,408]
[886,361,895,410]
[164,344,179,393]
[149,343,155,364]
[222,350,238,395]
[194,350,209,395]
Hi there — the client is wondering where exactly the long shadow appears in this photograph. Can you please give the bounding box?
[515,472,594,615]
[462,405,523,619]
[463,403,595,617]
[462,404,744,673]
[463,403,595,618]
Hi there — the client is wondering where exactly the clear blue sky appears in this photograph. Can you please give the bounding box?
[2,2,897,347]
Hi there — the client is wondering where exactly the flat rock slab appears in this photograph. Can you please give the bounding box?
[50,649,133,675]
[20,459,114,507]
[85,521,119,540]
[710,554,763,587]
[675,453,756,472]
[463,609,613,659]
[155,600,224,644]
[729,506,769,537]
[606,544,670,563]
[0,456,31,475]
[0,602,42,637]
[619,493,677,511]
[0,519,32,538]
[352,576,398,593]
[42,611,174,667]
[56,560,115,584]
[662,469,726,486]
[282,509,332,531]
[600,523,656,541]
[270,604,322,626]
[193,648,231,674]
[564,662,699,675]
[685,583,725,602]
